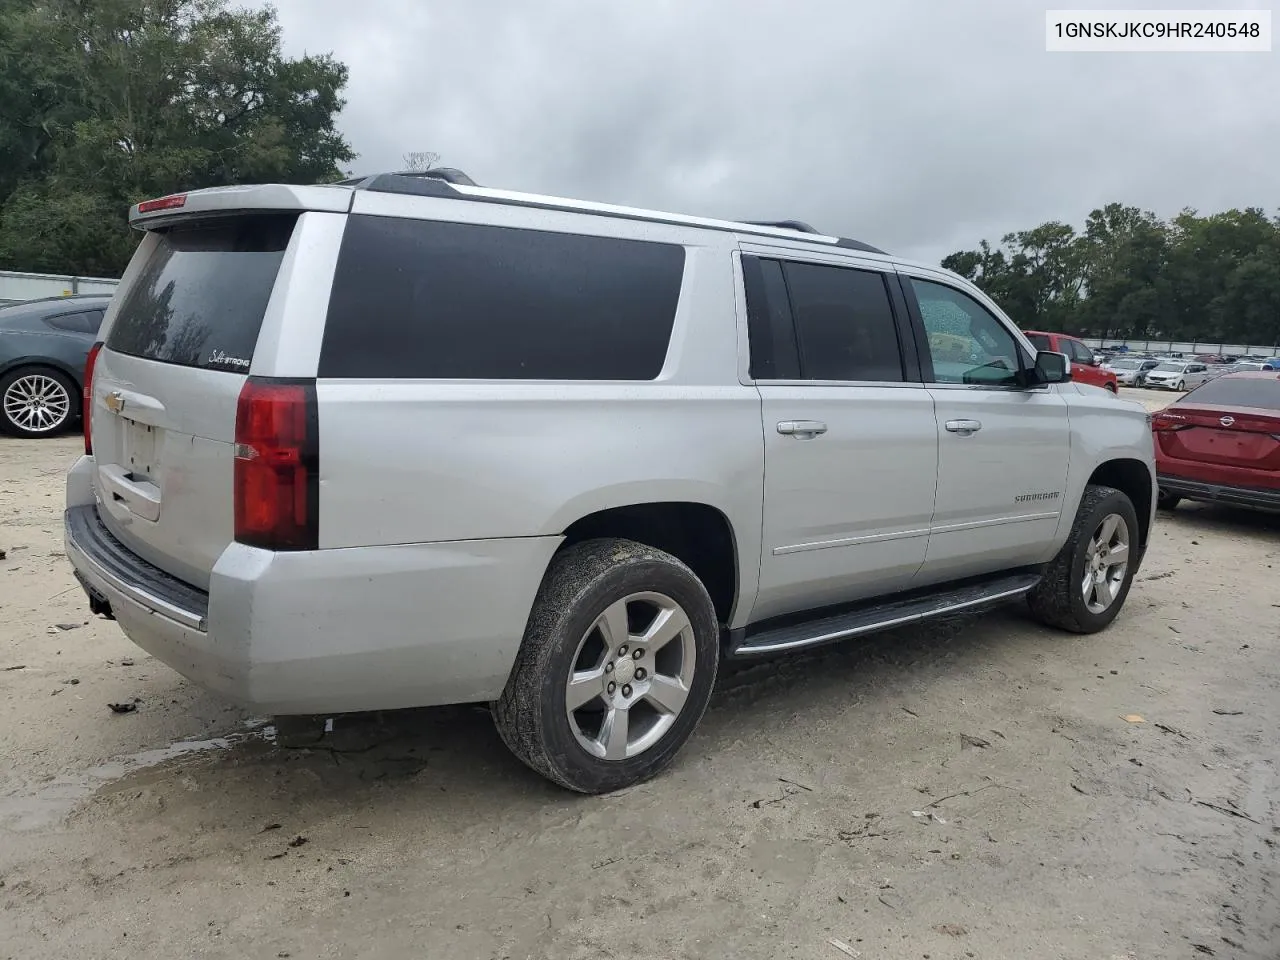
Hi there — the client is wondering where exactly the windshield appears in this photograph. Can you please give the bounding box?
[1109,359,1139,370]
[1184,376,1280,410]
[1153,362,1184,373]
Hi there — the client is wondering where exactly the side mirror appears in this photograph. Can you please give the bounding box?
[1031,350,1071,385]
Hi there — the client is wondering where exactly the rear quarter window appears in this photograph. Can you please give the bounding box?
[106,215,296,372]
[319,215,686,380]
[44,310,103,335]
[1025,333,1052,351]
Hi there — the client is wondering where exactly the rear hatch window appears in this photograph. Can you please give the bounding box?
[1185,377,1280,409]
[107,214,297,372]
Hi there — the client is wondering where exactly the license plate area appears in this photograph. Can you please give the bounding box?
[122,418,159,481]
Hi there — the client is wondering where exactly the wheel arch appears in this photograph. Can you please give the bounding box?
[1087,458,1154,549]
[558,501,740,627]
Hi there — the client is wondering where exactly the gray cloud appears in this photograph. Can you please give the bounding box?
[264,0,1279,263]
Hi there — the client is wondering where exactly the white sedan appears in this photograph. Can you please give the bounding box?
[1103,357,1160,386]
[1142,360,1212,391]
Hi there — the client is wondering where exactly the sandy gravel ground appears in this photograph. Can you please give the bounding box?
[2,388,1278,960]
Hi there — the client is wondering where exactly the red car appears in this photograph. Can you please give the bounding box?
[1152,372,1280,511]
[1023,331,1118,392]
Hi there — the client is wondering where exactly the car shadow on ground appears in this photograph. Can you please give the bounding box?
[1155,500,1280,539]
[44,503,1277,831]
[72,602,1047,831]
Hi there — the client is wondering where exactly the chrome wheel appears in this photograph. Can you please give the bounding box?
[2,373,72,434]
[565,591,696,761]
[1081,513,1130,615]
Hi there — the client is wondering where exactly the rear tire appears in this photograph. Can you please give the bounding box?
[0,366,77,438]
[1156,489,1181,511]
[1027,484,1140,634]
[493,538,720,794]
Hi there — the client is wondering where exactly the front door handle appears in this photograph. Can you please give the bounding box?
[777,420,828,438]
[945,419,983,436]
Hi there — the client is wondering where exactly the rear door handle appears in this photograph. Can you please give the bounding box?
[945,419,982,436]
[777,420,828,438]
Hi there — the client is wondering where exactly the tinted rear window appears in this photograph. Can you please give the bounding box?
[1025,333,1052,351]
[106,215,295,372]
[319,215,686,380]
[780,261,904,382]
[1184,377,1280,409]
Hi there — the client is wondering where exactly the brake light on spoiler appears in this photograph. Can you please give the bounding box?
[136,193,187,214]
[233,378,319,551]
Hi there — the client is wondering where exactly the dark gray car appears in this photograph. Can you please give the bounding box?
[0,295,110,437]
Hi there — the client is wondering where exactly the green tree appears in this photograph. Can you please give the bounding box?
[0,0,355,276]
[944,204,1280,347]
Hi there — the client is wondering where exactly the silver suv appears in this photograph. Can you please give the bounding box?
[64,169,1157,793]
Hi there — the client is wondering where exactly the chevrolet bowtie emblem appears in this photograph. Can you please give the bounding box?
[104,391,125,414]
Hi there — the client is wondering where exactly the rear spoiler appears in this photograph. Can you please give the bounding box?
[128,184,354,230]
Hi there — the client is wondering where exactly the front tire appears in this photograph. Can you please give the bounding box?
[493,538,720,794]
[1105,382,1117,394]
[1027,484,1140,634]
[0,367,77,438]
[1175,379,1185,391]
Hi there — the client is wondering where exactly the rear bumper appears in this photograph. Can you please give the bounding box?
[1158,475,1280,510]
[64,491,560,715]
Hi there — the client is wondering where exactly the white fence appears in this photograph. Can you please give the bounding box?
[0,269,119,305]
[1082,337,1279,357]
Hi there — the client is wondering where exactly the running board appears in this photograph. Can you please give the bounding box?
[730,571,1041,657]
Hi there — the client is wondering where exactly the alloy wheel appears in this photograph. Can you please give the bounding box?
[564,591,697,761]
[2,373,72,434]
[1081,513,1130,615]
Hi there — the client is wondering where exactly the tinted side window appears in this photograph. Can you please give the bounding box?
[779,262,904,382]
[320,216,685,380]
[741,257,799,380]
[1069,340,1094,363]
[107,215,295,372]
[911,278,1022,387]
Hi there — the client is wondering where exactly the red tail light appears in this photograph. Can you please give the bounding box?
[233,378,319,551]
[1151,411,1189,432]
[83,341,103,455]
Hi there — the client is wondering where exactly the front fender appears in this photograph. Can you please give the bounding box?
[1054,386,1157,550]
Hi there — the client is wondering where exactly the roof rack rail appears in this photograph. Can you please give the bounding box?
[333,167,478,188]
[743,220,821,235]
[339,173,891,255]
[836,237,887,254]
[388,167,478,186]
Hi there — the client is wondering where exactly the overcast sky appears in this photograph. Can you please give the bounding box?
[261,0,1278,265]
